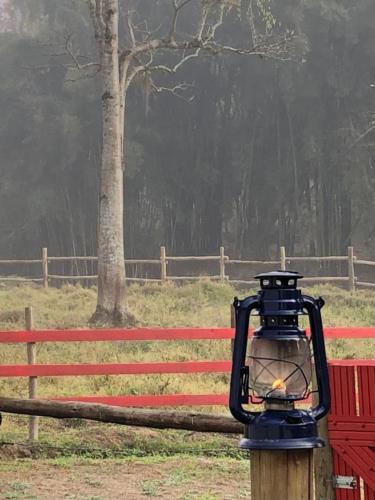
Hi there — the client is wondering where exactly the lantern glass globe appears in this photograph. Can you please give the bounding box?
[248,336,312,400]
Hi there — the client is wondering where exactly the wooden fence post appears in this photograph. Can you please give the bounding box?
[25,307,39,443]
[280,246,286,271]
[251,450,314,500]
[160,246,167,281]
[42,247,48,288]
[348,246,355,292]
[219,247,226,281]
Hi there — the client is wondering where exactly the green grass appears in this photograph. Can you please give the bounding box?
[0,412,241,460]
[2,280,375,329]
[0,281,374,455]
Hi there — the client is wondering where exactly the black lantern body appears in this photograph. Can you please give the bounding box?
[229,271,330,450]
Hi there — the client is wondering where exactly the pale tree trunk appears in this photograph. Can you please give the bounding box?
[90,0,135,326]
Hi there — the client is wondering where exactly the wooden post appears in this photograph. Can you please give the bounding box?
[348,246,355,292]
[219,246,226,281]
[312,372,335,500]
[42,247,48,288]
[251,449,314,500]
[280,246,286,271]
[160,246,167,281]
[25,307,39,443]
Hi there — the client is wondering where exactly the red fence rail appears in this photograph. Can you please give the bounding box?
[0,327,374,343]
[0,327,373,407]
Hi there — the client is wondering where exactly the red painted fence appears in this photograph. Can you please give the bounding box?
[0,327,373,407]
[329,362,375,500]
[0,326,374,497]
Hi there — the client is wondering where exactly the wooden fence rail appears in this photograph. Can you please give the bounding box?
[2,245,375,290]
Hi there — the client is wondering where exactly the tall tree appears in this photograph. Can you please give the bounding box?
[87,0,291,325]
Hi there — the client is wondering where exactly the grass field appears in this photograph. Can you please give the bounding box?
[0,281,374,498]
[0,281,373,402]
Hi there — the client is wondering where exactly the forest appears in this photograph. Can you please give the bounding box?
[1,0,375,262]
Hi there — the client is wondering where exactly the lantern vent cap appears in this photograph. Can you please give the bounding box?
[255,270,303,290]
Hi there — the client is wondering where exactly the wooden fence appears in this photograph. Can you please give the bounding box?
[0,310,374,498]
[1,245,375,291]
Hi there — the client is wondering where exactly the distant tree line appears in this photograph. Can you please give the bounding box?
[1,0,375,263]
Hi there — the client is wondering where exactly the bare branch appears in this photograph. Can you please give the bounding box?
[207,2,226,40]
[95,0,105,29]
[65,67,101,83]
[151,81,195,102]
[149,49,201,75]
[22,32,101,76]
[87,0,105,45]
[246,0,257,46]
[347,124,375,151]
[126,10,136,47]
[197,4,210,41]
[63,32,101,71]
[125,53,153,91]
[116,0,295,101]
[169,0,195,41]
[124,48,201,92]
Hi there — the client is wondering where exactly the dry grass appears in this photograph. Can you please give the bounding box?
[0,281,373,400]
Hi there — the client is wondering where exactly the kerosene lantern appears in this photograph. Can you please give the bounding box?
[229,271,330,449]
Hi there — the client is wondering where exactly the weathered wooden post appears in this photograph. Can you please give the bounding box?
[348,246,355,292]
[219,246,226,281]
[42,247,48,288]
[25,307,39,442]
[251,449,313,500]
[280,246,286,271]
[160,246,167,282]
[251,379,315,500]
[313,375,335,500]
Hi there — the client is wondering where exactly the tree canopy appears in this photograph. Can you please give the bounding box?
[1,0,375,262]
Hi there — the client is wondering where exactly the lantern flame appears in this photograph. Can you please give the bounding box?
[272,379,287,391]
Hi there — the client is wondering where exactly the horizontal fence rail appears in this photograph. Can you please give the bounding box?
[0,327,374,343]
[0,359,374,379]
[0,306,374,444]
[2,245,375,290]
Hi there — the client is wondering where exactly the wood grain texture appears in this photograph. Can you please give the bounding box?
[251,450,313,500]
[25,307,39,442]
[0,397,243,433]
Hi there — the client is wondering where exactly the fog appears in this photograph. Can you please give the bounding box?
[1,0,374,267]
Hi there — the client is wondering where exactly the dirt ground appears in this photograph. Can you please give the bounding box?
[0,456,251,500]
